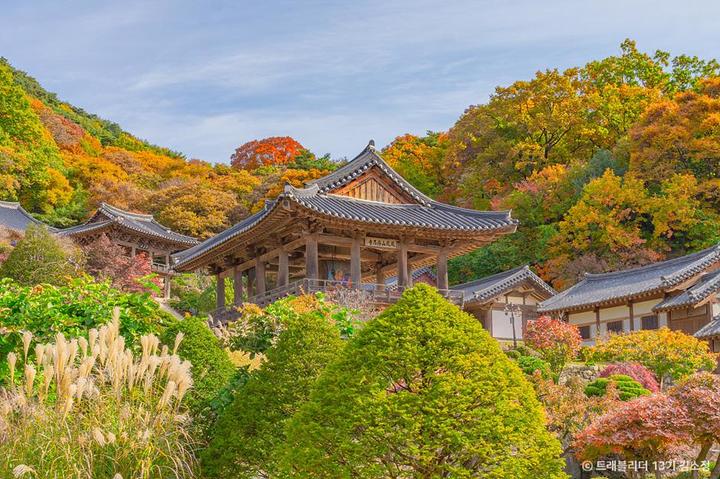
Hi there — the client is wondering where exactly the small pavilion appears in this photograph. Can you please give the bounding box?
[60,203,199,296]
[173,141,518,321]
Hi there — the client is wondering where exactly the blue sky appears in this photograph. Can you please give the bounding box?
[2,0,720,163]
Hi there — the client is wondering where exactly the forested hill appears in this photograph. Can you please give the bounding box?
[1,40,720,289]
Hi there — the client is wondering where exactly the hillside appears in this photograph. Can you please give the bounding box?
[1,40,720,288]
[0,58,335,237]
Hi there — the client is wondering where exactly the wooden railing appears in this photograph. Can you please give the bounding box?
[151,262,171,274]
[209,279,464,324]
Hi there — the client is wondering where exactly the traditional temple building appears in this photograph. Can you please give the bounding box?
[0,201,54,233]
[60,203,199,296]
[451,265,556,342]
[172,141,518,321]
[538,244,720,345]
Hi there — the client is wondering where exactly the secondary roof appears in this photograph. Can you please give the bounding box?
[538,244,720,313]
[0,201,53,232]
[59,203,198,247]
[452,265,556,305]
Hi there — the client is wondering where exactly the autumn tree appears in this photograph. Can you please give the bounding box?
[230,136,304,170]
[147,181,239,239]
[534,375,618,477]
[382,132,449,197]
[630,77,720,183]
[524,316,582,377]
[574,394,691,476]
[445,68,592,206]
[591,328,716,387]
[82,234,154,293]
[669,372,720,478]
[278,284,567,478]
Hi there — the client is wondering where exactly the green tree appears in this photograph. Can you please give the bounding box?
[278,284,567,478]
[160,316,236,426]
[201,295,344,479]
[0,224,82,286]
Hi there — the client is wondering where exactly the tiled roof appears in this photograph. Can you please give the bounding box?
[695,315,720,339]
[0,201,54,232]
[538,244,720,313]
[385,266,437,287]
[173,143,517,269]
[60,203,198,246]
[287,184,516,230]
[452,265,556,304]
[654,269,720,311]
[306,141,433,205]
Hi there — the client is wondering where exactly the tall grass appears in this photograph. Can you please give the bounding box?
[0,308,197,478]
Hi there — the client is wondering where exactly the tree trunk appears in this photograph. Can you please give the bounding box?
[710,452,720,479]
[693,442,712,479]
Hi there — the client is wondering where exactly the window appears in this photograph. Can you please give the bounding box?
[712,339,720,353]
[579,325,591,340]
[641,315,658,330]
[607,320,623,334]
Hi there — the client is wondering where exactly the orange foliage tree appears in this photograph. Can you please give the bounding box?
[230,136,305,170]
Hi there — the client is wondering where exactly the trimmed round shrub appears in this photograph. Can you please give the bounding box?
[277,284,567,478]
[585,374,650,401]
[517,355,552,379]
[599,362,660,393]
[201,295,344,479]
[161,316,236,422]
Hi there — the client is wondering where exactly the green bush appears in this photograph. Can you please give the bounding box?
[0,276,172,361]
[517,355,552,379]
[161,316,236,428]
[0,224,83,286]
[227,293,359,357]
[201,295,344,479]
[585,374,650,401]
[278,284,567,478]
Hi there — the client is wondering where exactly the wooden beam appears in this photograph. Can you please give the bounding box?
[628,301,635,331]
[315,233,442,254]
[228,236,308,274]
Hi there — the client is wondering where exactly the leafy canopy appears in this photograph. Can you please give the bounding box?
[591,327,716,385]
[201,295,344,479]
[278,284,567,479]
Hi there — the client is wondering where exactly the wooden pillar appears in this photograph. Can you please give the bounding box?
[247,268,255,299]
[350,235,362,287]
[305,236,319,280]
[255,259,266,295]
[436,251,448,290]
[398,241,409,288]
[375,264,385,291]
[216,274,226,310]
[278,249,289,287]
[233,266,244,306]
[131,246,137,258]
[595,307,601,339]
